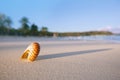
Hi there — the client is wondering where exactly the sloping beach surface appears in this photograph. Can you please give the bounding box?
[0,36,120,80]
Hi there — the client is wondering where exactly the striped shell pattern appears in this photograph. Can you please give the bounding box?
[21,42,40,62]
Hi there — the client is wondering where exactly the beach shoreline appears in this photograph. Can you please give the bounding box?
[0,37,120,80]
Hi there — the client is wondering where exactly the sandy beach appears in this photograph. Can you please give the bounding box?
[0,36,120,80]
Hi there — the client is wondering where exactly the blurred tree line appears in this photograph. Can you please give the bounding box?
[0,13,53,36]
[57,31,112,37]
[0,13,113,37]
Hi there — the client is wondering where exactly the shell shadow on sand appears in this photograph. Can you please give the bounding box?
[37,48,112,60]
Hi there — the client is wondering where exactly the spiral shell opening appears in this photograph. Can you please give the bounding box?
[21,42,40,62]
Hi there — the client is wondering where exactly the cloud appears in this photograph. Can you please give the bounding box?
[100,26,112,31]
[98,26,120,33]
[111,27,120,33]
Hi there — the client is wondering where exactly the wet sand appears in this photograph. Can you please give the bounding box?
[0,36,120,80]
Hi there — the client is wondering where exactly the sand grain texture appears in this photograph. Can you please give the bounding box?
[0,37,120,80]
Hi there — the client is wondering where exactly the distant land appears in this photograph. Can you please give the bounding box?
[53,31,113,37]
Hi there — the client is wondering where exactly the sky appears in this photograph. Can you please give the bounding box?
[0,0,120,33]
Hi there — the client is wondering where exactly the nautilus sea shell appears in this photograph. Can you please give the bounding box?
[21,42,40,62]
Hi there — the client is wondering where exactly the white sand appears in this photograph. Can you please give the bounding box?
[0,37,120,80]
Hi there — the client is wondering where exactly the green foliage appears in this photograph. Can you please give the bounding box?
[0,13,6,27]
[41,26,48,32]
[58,31,113,37]
[19,17,30,36]
[20,17,29,25]
[0,26,8,35]
[0,13,12,35]
[30,24,38,36]
[39,26,49,36]
[19,23,30,36]
[4,17,12,28]
[9,28,18,35]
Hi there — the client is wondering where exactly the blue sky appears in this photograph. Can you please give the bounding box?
[0,0,120,32]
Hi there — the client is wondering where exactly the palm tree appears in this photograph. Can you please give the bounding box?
[5,17,12,28]
[30,24,38,36]
[41,26,48,32]
[5,17,12,34]
[0,13,6,27]
[20,17,29,25]
[0,13,12,35]
[19,17,30,36]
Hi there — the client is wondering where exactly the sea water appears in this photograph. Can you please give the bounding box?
[60,35,120,43]
[0,35,120,43]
